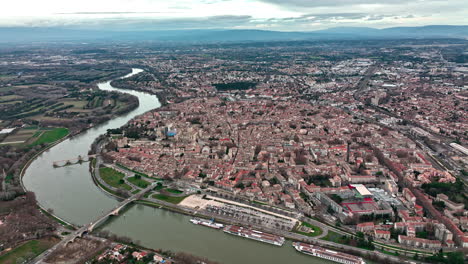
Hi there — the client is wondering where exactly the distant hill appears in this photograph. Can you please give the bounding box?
[0,25,467,44]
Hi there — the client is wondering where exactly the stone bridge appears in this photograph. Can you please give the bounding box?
[31,182,157,263]
[52,154,99,167]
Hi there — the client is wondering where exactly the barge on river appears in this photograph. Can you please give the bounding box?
[190,218,224,229]
[293,242,366,264]
[223,225,285,246]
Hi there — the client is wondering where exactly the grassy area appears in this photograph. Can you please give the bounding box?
[127,176,149,188]
[165,188,183,194]
[30,127,69,146]
[154,184,165,190]
[294,221,323,237]
[152,194,187,204]
[116,163,149,177]
[5,174,13,183]
[95,175,127,198]
[381,249,399,256]
[252,200,268,205]
[99,167,132,191]
[0,238,57,264]
[321,230,348,244]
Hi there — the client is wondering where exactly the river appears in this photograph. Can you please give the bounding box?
[22,69,328,264]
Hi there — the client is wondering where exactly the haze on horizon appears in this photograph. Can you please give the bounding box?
[1,0,467,31]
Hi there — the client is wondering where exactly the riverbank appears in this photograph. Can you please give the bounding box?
[20,69,424,264]
[16,100,139,229]
[109,69,174,107]
[91,157,412,264]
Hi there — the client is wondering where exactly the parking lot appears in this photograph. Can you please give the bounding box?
[205,204,296,230]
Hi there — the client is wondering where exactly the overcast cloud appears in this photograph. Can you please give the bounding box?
[0,0,466,30]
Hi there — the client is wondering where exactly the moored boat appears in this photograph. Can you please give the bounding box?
[293,242,366,264]
[190,218,224,229]
[223,225,285,246]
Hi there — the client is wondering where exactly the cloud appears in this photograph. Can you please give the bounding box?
[56,12,182,15]
[0,0,466,30]
[264,13,398,26]
[258,0,417,8]
[58,15,255,30]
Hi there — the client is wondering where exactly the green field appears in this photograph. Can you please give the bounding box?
[99,167,132,191]
[5,174,13,183]
[116,163,149,178]
[30,127,69,146]
[321,230,347,243]
[294,221,323,237]
[165,188,183,194]
[154,183,165,190]
[127,176,149,188]
[0,238,57,264]
[152,194,187,204]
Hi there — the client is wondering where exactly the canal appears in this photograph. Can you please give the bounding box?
[22,69,329,264]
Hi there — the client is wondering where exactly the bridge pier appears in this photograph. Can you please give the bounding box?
[53,183,155,249]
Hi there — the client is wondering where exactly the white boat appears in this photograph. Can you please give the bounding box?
[190,218,224,229]
[293,242,366,264]
[223,225,285,246]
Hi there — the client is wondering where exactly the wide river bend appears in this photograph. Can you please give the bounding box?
[23,69,327,264]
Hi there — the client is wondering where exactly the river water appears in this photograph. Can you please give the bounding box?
[23,69,327,264]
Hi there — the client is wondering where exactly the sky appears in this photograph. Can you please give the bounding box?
[1,0,467,31]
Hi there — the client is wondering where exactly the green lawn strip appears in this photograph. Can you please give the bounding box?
[322,231,372,250]
[322,230,429,256]
[380,249,399,256]
[252,200,268,205]
[95,176,126,198]
[116,163,148,177]
[132,189,140,194]
[99,167,132,191]
[0,239,56,264]
[39,208,76,230]
[5,174,13,183]
[116,163,165,181]
[136,200,188,215]
[373,241,429,254]
[165,188,183,194]
[136,200,174,211]
[321,230,349,244]
[294,221,323,237]
[30,127,69,146]
[127,176,149,188]
[154,184,165,190]
[152,194,187,204]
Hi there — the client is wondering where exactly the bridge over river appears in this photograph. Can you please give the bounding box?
[52,154,99,168]
[31,182,157,264]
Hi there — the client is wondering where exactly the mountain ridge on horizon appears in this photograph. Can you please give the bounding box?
[0,25,467,44]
